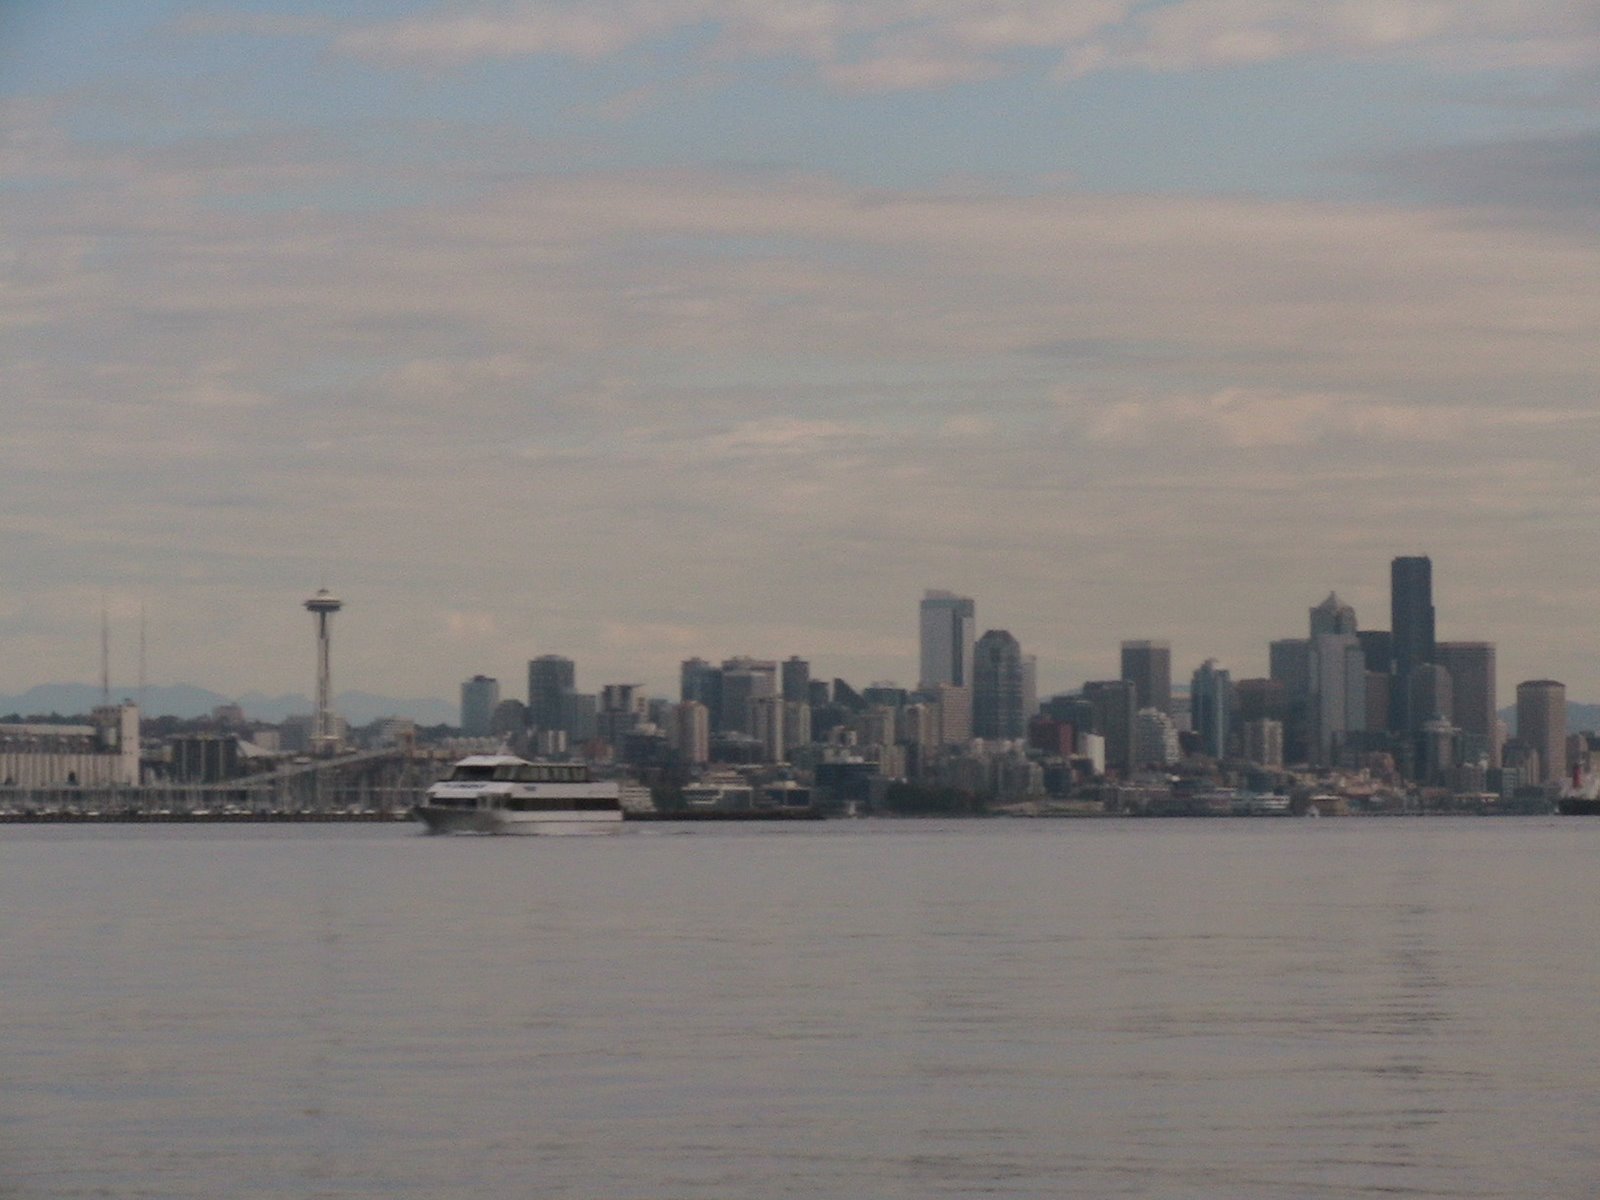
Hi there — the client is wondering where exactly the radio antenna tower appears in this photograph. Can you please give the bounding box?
[304,587,345,754]
[138,602,147,715]
[100,595,111,709]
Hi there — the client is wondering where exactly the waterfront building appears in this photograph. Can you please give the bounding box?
[0,703,141,790]
[1120,640,1172,715]
[527,655,575,733]
[973,630,1026,739]
[1516,680,1567,786]
[919,590,975,689]
[460,674,499,737]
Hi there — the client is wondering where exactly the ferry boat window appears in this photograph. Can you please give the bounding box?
[448,764,498,781]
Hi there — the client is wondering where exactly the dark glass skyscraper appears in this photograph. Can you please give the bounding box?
[1390,556,1435,735]
[1119,639,1172,715]
[973,630,1025,739]
[528,655,575,732]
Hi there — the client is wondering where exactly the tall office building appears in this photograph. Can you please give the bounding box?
[1435,642,1497,767]
[668,700,710,765]
[1269,638,1312,764]
[680,658,722,729]
[719,657,777,735]
[528,655,575,732]
[1309,593,1357,636]
[1191,659,1232,759]
[1390,556,1436,734]
[1083,679,1138,776]
[919,590,975,689]
[1407,663,1454,726]
[459,674,499,737]
[973,630,1025,739]
[1120,640,1172,715]
[1516,679,1567,785]
[781,656,811,704]
[1309,632,1365,766]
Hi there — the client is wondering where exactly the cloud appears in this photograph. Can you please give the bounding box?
[1375,130,1600,226]
[308,1,1600,89]
[1074,388,1596,449]
[7,107,1600,696]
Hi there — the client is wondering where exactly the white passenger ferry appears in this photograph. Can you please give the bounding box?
[416,754,623,834]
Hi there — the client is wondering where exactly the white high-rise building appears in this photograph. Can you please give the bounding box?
[919,590,975,689]
[1310,632,1365,766]
[669,700,709,765]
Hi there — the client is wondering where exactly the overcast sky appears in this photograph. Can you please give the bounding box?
[4,1,1600,706]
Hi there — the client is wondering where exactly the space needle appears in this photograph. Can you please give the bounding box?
[304,588,344,754]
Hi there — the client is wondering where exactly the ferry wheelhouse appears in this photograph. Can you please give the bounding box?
[416,754,623,834]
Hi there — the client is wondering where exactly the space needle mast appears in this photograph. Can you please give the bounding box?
[304,588,344,754]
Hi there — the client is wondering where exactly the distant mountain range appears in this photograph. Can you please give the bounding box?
[0,683,458,726]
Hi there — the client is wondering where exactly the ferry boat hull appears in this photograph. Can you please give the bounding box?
[415,805,623,835]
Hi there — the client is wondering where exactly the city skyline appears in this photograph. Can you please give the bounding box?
[9,560,1587,720]
[5,5,1600,701]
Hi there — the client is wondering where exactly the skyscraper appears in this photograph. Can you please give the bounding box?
[719,657,777,735]
[781,656,811,703]
[1191,659,1233,759]
[1516,679,1567,785]
[527,655,575,732]
[919,590,975,689]
[680,657,722,729]
[1435,642,1498,767]
[1309,631,1365,766]
[459,674,499,737]
[1309,592,1357,636]
[973,630,1025,739]
[1390,555,1436,734]
[1120,640,1172,715]
[1083,679,1137,776]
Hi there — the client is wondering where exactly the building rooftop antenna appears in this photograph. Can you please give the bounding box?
[100,594,110,710]
[138,601,147,715]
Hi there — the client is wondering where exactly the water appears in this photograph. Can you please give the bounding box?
[4,819,1600,1198]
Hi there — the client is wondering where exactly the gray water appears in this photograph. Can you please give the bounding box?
[4,819,1599,1198]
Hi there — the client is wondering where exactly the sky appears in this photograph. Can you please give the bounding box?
[4,1,1600,707]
